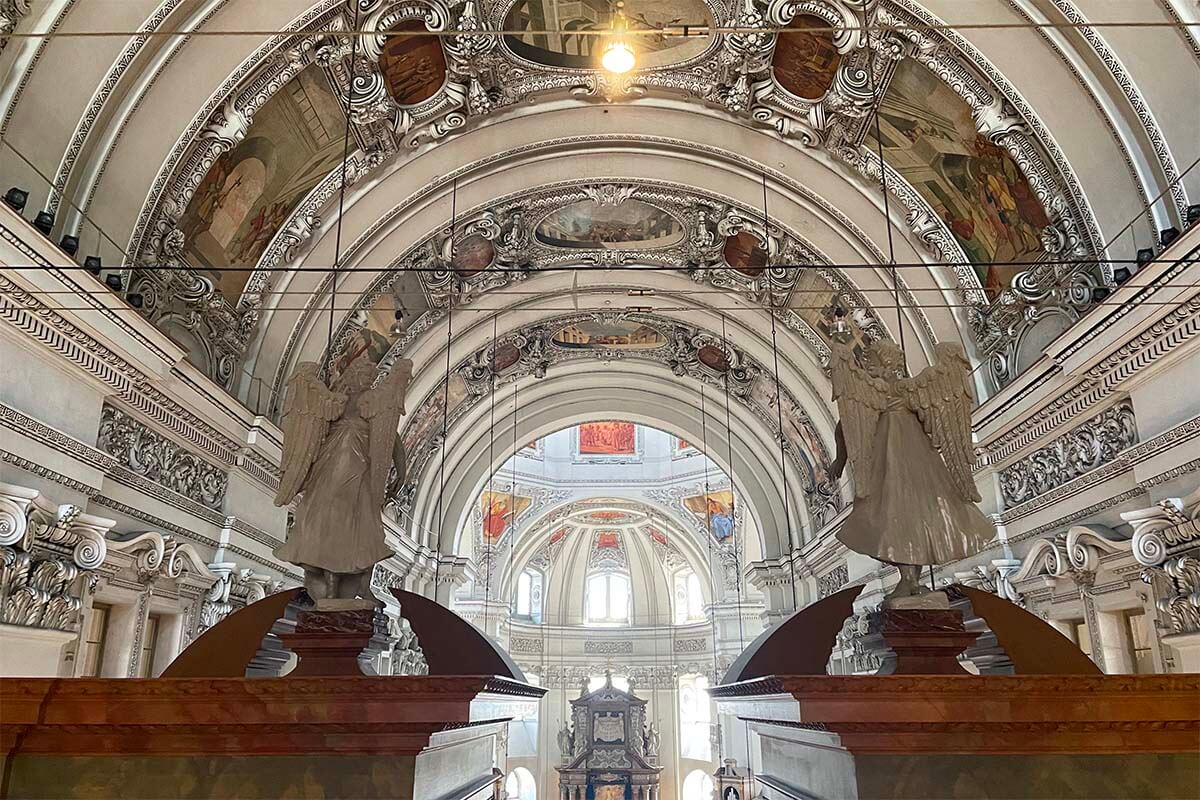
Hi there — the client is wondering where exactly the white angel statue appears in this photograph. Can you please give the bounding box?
[829,340,993,603]
[273,357,414,606]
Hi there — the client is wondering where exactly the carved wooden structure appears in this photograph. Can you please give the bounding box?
[556,674,662,800]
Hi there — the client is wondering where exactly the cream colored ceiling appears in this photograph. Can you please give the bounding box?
[2,0,1196,562]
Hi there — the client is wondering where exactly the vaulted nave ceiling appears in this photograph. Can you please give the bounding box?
[2,0,1197,560]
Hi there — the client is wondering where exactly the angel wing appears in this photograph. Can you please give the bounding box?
[360,358,415,513]
[899,342,981,503]
[274,363,347,506]
[828,343,887,498]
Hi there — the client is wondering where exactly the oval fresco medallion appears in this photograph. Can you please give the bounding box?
[723,231,768,276]
[380,20,448,106]
[492,342,522,372]
[503,0,714,70]
[697,344,729,372]
[771,16,841,101]
[451,233,495,277]
[587,510,634,524]
[552,320,667,350]
[536,199,684,249]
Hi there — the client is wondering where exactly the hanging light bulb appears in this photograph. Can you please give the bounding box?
[601,2,636,74]
[830,302,853,343]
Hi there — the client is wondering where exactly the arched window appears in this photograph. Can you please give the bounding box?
[515,568,543,623]
[674,570,704,624]
[679,674,713,760]
[586,571,630,624]
[505,767,536,800]
[682,770,714,800]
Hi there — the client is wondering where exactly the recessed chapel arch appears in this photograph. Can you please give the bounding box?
[407,362,817,566]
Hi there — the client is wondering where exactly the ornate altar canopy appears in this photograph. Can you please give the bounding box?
[557,673,662,800]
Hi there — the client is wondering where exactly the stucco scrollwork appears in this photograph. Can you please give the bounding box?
[0,0,31,53]
[97,404,229,510]
[0,483,116,632]
[817,563,848,597]
[196,562,285,634]
[1124,487,1200,634]
[998,400,1137,507]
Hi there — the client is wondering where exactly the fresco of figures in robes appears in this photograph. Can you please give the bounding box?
[684,490,736,542]
[869,59,1052,297]
[178,64,347,301]
[578,421,638,456]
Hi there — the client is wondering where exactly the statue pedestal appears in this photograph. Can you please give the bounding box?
[861,608,978,675]
[279,607,387,677]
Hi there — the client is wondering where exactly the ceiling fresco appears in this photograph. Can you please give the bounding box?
[534,198,684,249]
[126,0,1104,402]
[578,421,638,456]
[502,0,714,70]
[770,15,841,101]
[176,63,346,300]
[379,20,449,106]
[551,320,668,350]
[867,59,1053,298]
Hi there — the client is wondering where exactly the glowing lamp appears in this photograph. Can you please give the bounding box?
[602,2,636,74]
[602,40,636,73]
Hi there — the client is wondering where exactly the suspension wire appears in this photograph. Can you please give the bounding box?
[504,317,519,647]
[432,178,458,596]
[507,337,520,657]
[483,311,498,635]
[720,314,746,654]
[698,382,723,766]
[762,172,801,613]
[322,0,361,377]
[861,2,905,360]
[20,254,1187,276]
[721,313,757,784]
[8,20,1199,41]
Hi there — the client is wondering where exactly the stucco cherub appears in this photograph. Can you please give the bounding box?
[829,339,993,604]
[273,357,414,607]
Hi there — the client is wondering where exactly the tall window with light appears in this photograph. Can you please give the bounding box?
[678,673,712,760]
[586,570,630,625]
[515,568,543,623]
[673,570,704,624]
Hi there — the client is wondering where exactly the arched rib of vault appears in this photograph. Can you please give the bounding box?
[360,278,847,521]
[410,363,812,566]
[250,103,962,396]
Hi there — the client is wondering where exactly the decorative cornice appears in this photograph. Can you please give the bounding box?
[981,289,1200,466]
[0,270,281,495]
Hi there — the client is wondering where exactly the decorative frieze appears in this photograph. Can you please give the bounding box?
[818,564,849,598]
[673,638,707,653]
[583,640,634,655]
[97,404,228,510]
[509,636,543,655]
[999,400,1137,507]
